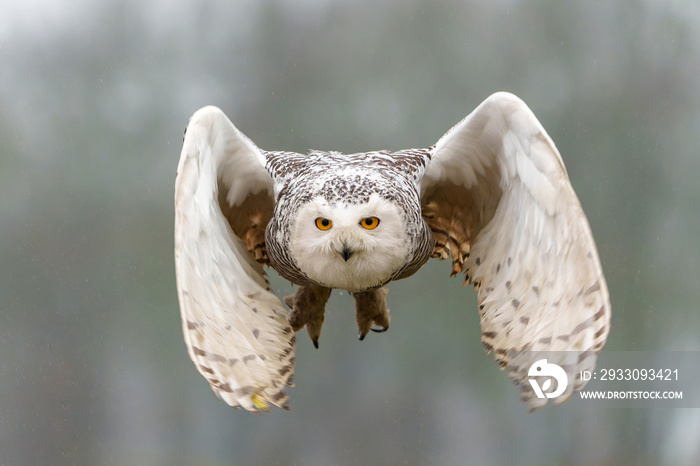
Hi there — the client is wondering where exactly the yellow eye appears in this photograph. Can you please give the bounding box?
[315,217,333,230]
[360,217,380,230]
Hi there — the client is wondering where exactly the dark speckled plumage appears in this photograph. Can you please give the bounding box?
[264,149,434,288]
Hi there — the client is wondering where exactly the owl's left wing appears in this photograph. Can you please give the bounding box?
[418,92,610,409]
[175,106,295,411]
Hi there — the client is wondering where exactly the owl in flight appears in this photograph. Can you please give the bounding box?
[174,92,610,412]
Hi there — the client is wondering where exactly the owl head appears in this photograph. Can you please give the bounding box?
[288,192,412,292]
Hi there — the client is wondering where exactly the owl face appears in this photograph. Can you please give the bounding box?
[289,193,410,292]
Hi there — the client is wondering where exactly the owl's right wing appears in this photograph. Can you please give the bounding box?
[174,106,295,411]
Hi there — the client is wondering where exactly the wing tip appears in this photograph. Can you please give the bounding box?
[189,104,227,123]
[182,105,233,145]
[484,90,523,104]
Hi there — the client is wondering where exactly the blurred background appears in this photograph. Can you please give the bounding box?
[1,0,699,464]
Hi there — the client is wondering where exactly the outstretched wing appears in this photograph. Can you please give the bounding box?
[174,106,295,411]
[419,92,610,409]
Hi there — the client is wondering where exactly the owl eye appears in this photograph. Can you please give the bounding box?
[360,217,380,230]
[315,217,333,230]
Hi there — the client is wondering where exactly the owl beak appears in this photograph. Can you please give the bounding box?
[341,245,353,261]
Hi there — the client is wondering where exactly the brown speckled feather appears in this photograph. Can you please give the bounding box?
[175,107,294,411]
[420,92,610,409]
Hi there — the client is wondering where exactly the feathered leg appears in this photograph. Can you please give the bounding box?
[285,285,331,349]
[353,286,390,341]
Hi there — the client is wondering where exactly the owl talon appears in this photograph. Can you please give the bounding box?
[285,285,331,347]
[353,287,390,340]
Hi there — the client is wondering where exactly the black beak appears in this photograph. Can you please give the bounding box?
[342,245,353,262]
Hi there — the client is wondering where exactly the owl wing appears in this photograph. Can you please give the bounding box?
[174,106,295,411]
[418,92,610,409]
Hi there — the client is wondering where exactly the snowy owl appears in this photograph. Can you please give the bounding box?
[174,92,611,412]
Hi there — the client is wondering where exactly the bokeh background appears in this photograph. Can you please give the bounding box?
[2,0,699,464]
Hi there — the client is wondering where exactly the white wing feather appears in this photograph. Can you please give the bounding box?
[174,106,295,411]
[421,92,611,409]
